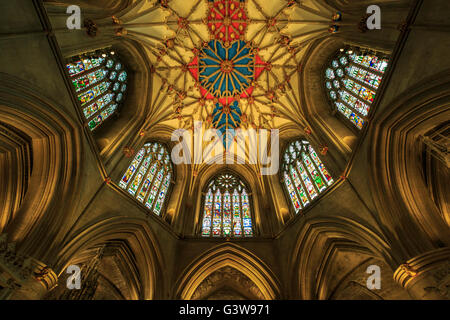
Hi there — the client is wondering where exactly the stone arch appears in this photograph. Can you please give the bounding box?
[301,37,358,169]
[0,73,82,261]
[54,216,165,299]
[0,121,32,232]
[289,216,394,299]
[190,161,269,236]
[175,243,280,300]
[80,40,153,172]
[40,9,154,173]
[368,71,450,261]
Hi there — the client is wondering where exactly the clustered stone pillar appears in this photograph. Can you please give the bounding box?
[394,247,450,300]
[0,234,57,300]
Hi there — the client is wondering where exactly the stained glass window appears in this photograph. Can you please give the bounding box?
[201,172,253,238]
[282,140,334,213]
[119,142,173,215]
[66,49,128,131]
[325,49,389,129]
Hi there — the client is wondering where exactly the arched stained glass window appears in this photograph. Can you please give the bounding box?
[66,49,128,131]
[325,49,389,129]
[119,142,173,215]
[281,140,334,213]
[201,172,253,238]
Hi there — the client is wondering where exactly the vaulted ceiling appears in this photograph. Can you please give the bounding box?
[117,0,336,141]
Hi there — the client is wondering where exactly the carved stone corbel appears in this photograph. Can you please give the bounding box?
[394,247,450,300]
[0,234,58,299]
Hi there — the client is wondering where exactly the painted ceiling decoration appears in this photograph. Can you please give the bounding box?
[116,0,338,147]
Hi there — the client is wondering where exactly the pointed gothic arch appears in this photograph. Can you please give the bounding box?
[199,170,255,238]
[118,141,175,216]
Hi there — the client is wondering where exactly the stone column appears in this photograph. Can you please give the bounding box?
[394,247,450,300]
[0,234,58,300]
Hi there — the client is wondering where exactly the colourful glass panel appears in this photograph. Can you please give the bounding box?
[83,93,115,119]
[106,59,114,68]
[78,81,110,106]
[223,191,232,236]
[72,69,108,92]
[212,190,222,236]
[346,65,382,89]
[66,52,129,130]
[241,191,252,236]
[296,160,318,199]
[128,155,151,195]
[100,104,117,121]
[145,167,164,210]
[154,173,171,215]
[284,171,302,213]
[202,190,213,236]
[338,90,369,116]
[119,148,145,188]
[118,71,127,82]
[66,57,104,76]
[325,68,335,79]
[302,153,326,192]
[232,190,242,236]
[339,56,348,66]
[335,102,364,129]
[137,162,157,202]
[350,54,388,73]
[282,140,334,212]
[87,115,102,130]
[325,51,389,129]
[308,146,334,186]
[344,78,375,103]
[201,173,252,238]
[118,143,172,215]
[289,165,309,207]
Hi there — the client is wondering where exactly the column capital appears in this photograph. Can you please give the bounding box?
[0,234,58,299]
[394,247,450,299]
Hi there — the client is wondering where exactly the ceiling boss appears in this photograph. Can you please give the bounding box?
[187,0,267,145]
[119,0,340,141]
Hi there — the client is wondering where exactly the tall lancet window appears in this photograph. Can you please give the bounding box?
[281,140,334,214]
[66,49,128,131]
[325,49,389,129]
[201,172,253,238]
[119,142,173,216]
